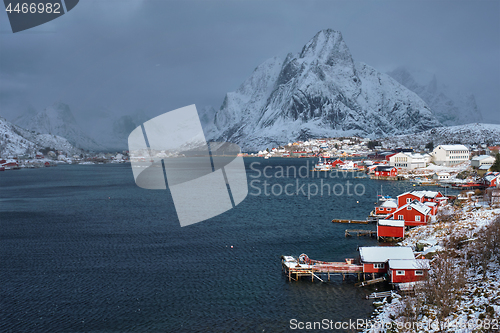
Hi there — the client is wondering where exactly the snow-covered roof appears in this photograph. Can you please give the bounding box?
[380,200,398,208]
[375,165,395,171]
[479,165,492,170]
[378,219,405,227]
[409,190,440,199]
[359,246,414,263]
[424,202,437,207]
[409,201,432,215]
[392,200,432,215]
[388,259,430,270]
[472,155,495,161]
[436,144,469,151]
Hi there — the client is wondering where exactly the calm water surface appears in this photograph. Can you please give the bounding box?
[0,158,446,332]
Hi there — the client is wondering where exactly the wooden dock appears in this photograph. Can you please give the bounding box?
[282,255,364,282]
[345,229,376,237]
[332,219,371,224]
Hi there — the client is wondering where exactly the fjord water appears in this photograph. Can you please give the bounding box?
[1,158,417,332]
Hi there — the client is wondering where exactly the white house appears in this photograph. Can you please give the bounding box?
[431,145,470,166]
[471,155,495,168]
[432,172,450,181]
[389,152,428,169]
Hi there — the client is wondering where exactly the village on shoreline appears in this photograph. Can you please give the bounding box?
[268,138,500,332]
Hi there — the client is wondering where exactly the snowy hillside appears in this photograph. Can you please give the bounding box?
[381,123,500,147]
[207,29,441,151]
[388,67,483,126]
[0,117,82,157]
[13,102,103,151]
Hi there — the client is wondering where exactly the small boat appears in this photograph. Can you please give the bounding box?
[313,157,332,171]
[378,195,393,201]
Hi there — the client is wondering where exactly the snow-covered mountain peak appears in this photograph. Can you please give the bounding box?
[207,29,442,150]
[13,102,103,151]
[388,67,483,126]
[299,29,352,65]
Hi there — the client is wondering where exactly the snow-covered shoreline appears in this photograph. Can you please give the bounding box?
[363,200,500,333]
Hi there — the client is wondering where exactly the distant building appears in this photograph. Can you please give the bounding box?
[389,152,428,169]
[487,146,500,155]
[432,172,450,181]
[431,144,470,166]
[471,155,495,168]
[373,165,398,178]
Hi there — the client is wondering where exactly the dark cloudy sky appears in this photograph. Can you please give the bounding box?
[1,0,499,124]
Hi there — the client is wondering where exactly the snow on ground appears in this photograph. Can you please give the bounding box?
[363,200,500,333]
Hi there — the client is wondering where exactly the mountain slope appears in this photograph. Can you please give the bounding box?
[387,67,483,126]
[0,117,81,157]
[207,29,441,150]
[381,123,500,148]
[13,102,103,151]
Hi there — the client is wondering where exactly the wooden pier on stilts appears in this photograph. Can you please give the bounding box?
[331,219,372,224]
[345,229,376,238]
[281,254,364,282]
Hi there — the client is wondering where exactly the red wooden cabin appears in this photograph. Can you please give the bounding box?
[358,246,414,274]
[377,219,405,239]
[385,200,431,226]
[373,165,397,177]
[387,259,430,284]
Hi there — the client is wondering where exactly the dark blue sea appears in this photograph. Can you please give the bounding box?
[0,158,446,332]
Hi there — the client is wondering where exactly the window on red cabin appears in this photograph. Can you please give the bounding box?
[415,270,424,276]
[396,270,405,276]
[398,215,404,220]
[406,198,411,203]
[373,263,385,269]
[407,206,412,210]
[416,216,421,221]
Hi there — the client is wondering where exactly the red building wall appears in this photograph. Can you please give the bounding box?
[375,207,396,215]
[389,269,428,283]
[377,225,404,238]
[397,193,422,207]
[386,208,429,226]
[374,168,397,177]
[362,263,388,274]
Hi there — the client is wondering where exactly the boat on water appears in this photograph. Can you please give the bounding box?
[451,182,485,190]
[313,157,332,171]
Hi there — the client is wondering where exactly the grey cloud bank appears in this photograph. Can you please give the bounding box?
[0,0,498,129]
